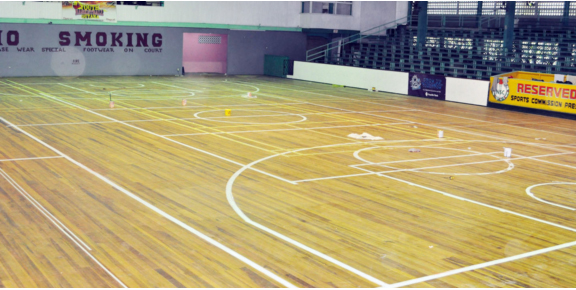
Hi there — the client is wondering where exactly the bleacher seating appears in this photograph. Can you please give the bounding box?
[314,25,576,80]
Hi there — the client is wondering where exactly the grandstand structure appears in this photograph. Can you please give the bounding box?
[308,1,576,80]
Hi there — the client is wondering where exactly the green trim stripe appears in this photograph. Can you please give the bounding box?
[0,18,302,32]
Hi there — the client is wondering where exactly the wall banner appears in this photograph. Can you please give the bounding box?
[408,72,446,100]
[62,1,117,22]
[489,75,576,115]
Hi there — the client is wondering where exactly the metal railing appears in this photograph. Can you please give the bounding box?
[305,16,408,62]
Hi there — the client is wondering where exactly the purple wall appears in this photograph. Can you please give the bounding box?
[182,33,227,74]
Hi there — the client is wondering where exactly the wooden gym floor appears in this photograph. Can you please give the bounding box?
[0,74,575,288]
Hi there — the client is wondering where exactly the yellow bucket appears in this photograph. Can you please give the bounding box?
[225,109,231,116]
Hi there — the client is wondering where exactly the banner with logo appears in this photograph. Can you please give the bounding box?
[62,1,117,22]
[408,73,446,100]
[489,73,576,114]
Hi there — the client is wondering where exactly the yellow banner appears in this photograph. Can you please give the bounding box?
[62,1,116,22]
[489,73,576,114]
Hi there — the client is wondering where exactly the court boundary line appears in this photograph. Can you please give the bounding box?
[296,152,571,183]
[226,150,389,287]
[163,122,410,137]
[226,140,576,287]
[383,238,576,288]
[351,150,502,166]
[3,80,296,184]
[0,116,296,288]
[0,168,126,288]
[242,78,576,150]
[526,182,576,211]
[0,156,64,162]
[90,102,307,111]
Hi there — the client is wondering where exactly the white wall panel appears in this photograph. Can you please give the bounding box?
[291,61,408,95]
[446,77,489,106]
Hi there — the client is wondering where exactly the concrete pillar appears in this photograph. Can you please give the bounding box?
[563,1,570,27]
[503,1,516,52]
[477,1,483,28]
[417,1,428,48]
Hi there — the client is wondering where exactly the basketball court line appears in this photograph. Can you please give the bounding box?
[151,81,204,92]
[416,109,576,139]
[514,152,576,170]
[226,137,576,232]
[436,125,576,154]
[383,238,576,288]
[350,151,502,166]
[8,79,397,287]
[162,122,410,137]
[6,77,576,287]
[526,182,576,211]
[0,116,296,289]
[297,152,570,183]
[58,83,97,95]
[226,149,389,287]
[90,102,307,111]
[5,79,297,180]
[0,168,126,288]
[227,139,576,287]
[0,156,64,162]
[245,78,576,145]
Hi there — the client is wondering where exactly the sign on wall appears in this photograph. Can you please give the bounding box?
[489,75,576,114]
[408,72,446,100]
[0,23,178,77]
[62,1,117,22]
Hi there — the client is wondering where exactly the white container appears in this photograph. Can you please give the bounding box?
[504,147,512,158]
[438,130,444,138]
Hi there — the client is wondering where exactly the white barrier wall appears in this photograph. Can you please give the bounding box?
[446,77,489,106]
[291,61,489,106]
[291,61,408,95]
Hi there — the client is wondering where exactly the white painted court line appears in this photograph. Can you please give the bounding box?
[90,102,307,111]
[5,82,297,185]
[58,83,97,95]
[514,152,576,170]
[23,88,299,184]
[151,81,203,92]
[163,122,410,137]
[299,152,571,183]
[415,109,576,139]
[194,109,307,125]
[249,79,576,149]
[384,239,576,288]
[0,117,296,288]
[225,81,260,93]
[435,126,576,154]
[0,156,64,162]
[0,168,126,288]
[308,102,416,124]
[526,182,576,211]
[367,169,576,233]
[350,151,502,167]
[226,154,389,287]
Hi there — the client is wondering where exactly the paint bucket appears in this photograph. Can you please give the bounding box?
[225,109,231,116]
[504,147,512,158]
[438,130,444,138]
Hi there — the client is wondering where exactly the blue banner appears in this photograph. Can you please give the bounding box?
[408,72,446,100]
